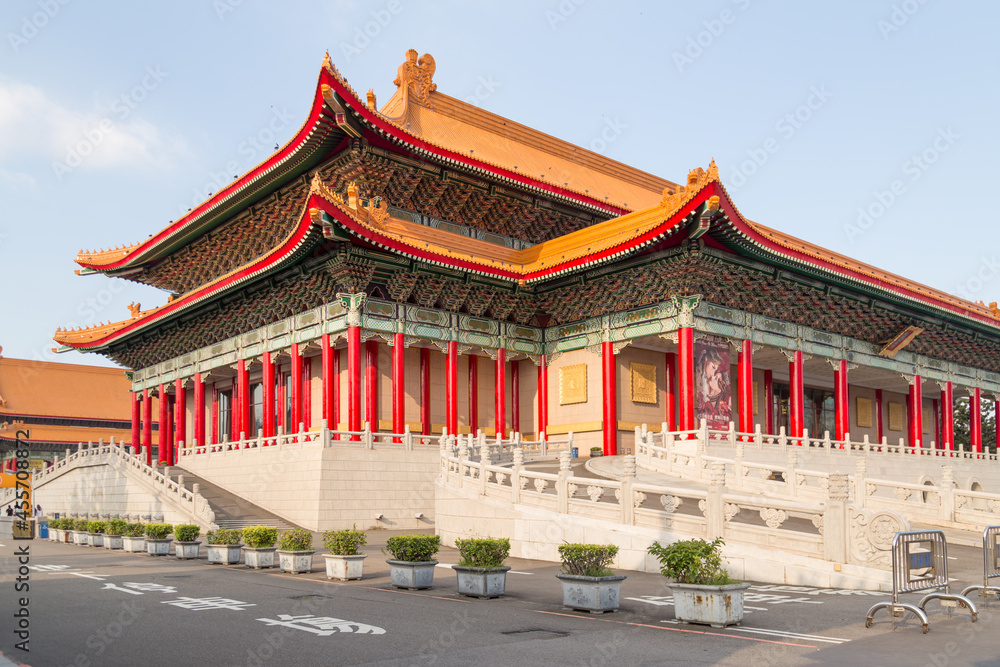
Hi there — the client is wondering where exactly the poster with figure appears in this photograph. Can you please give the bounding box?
[694,336,732,430]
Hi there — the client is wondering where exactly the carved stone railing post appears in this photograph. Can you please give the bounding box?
[479,440,491,495]
[321,419,331,448]
[706,462,726,540]
[854,459,867,508]
[734,441,745,488]
[823,472,849,563]
[557,450,572,514]
[363,422,373,450]
[511,447,524,504]
[404,425,413,452]
[621,455,637,525]
[940,465,955,522]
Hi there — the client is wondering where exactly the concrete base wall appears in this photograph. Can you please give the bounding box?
[177,443,439,532]
[436,478,893,591]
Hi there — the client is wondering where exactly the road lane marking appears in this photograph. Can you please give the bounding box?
[661,620,849,644]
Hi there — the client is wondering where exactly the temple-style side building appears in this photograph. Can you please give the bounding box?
[54,50,1000,465]
[0,351,145,468]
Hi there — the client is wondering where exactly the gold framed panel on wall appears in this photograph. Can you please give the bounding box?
[922,407,932,434]
[752,381,759,415]
[559,364,588,405]
[888,402,904,431]
[856,397,872,428]
[630,362,657,404]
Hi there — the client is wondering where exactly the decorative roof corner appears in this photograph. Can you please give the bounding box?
[393,49,437,106]
[659,159,720,215]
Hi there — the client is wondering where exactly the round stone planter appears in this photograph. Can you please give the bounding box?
[324,553,367,581]
[206,543,243,565]
[556,574,627,613]
[103,535,124,550]
[387,560,438,590]
[146,538,172,556]
[670,581,752,628]
[174,541,202,560]
[453,565,510,598]
[278,550,315,574]
[122,536,146,553]
[242,547,277,569]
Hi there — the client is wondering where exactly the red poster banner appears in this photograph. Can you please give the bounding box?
[694,336,732,430]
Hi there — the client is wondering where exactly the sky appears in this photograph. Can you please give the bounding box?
[1,0,998,369]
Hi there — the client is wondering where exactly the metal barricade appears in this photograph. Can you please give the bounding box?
[866,529,978,633]
[961,525,1000,607]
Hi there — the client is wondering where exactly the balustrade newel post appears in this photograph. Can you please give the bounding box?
[706,462,726,540]
[823,472,850,563]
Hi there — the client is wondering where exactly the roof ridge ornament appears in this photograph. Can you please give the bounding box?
[393,49,437,107]
[660,159,720,213]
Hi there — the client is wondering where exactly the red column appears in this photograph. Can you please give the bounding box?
[174,379,186,461]
[764,370,774,435]
[157,384,168,464]
[602,341,617,456]
[275,371,285,433]
[495,349,507,439]
[165,395,174,462]
[420,347,431,436]
[908,376,923,448]
[130,392,140,454]
[211,383,218,445]
[875,388,884,444]
[348,328,361,437]
[392,333,405,438]
[194,372,204,447]
[290,344,301,433]
[995,399,1000,454]
[321,336,332,430]
[931,398,939,449]
[678,328,695,432]
[263,352,275,439]
[538,356,548,440]
[789,351,804,442]
[468,354,479,434]
[737,340,753,436]
[833,367,842,440]
[664,352,677,431]
[970,387,982,453]
[835,360,849,441]
[239,359,250,440]
[446,342,458,436]
[366,339,379,430]
[142,388,152,463]
[231,374,240,440]
[332,348,341,431]
[302,355,312,430]
[511,359,520,436]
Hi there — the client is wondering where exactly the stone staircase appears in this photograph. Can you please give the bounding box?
[169,468,300,531]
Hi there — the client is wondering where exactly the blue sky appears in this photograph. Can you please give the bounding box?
[1,0,998,369]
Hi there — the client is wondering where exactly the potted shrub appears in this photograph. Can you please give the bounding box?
[73,519,89,545]
[385,535,441,590]
[144,523,174,556]
[242,526,278,569]
[556,543,626,613]
[322,526,367,581]
[48,518,63,542]
[590,446,603,458]
[104,519,127,550]
[205,529,243,565]
[647,538,751,628]
[87,520,106,548]
[453,537,511,598]
[277,528,315,574]
[122,523,146,553]
[173,524,201,559]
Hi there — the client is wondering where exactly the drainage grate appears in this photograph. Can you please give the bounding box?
[501,630,569,641]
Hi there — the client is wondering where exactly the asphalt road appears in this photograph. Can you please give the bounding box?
[1,535,997,666]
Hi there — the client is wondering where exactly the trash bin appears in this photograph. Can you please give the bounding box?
[38,519,49,539]
[571,447,579,459]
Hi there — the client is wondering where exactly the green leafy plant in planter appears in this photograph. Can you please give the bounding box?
[205,528,243,565]
[123,522,145,537]
[556,543,626,613]
[241,525,279,569]
[277,528,313,551]
[206,528,242,545]
[74,519,89,531]
[173,524,201,542]
[88,521,106,534]
[144,523,173,540]
[277,528,315,574]
[106,519,128,536]
[242,526,278,548]
[454,537,512,598]
[590,446,603,457]
[647,538,750,628]
[322,526,368,581]
[559,543,618,577]
[385,535,441,562]
[385,535,441,590]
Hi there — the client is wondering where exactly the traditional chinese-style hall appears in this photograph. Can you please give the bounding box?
[54,51,1000,464]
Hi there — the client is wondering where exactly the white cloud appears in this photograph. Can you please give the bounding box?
[0,168,37,191]
[0,75,186,177]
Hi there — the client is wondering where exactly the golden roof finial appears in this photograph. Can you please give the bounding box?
[346,181,359,209]
[393,49,437,106]
[366,89,377,111]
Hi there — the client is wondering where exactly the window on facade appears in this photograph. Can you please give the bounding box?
[249,382,263,436]
[285,373,293,430]
[772,384,835,439]
[218,389,233,441]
